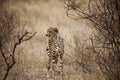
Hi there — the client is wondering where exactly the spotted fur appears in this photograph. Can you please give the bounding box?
[46,27,64,74]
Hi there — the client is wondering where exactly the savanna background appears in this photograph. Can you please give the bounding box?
[0,0,120,80]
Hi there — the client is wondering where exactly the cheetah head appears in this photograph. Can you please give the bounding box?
[46,27,58,39]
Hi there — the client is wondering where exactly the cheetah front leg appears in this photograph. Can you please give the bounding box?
[59,43,64,74]
[59,53,64,76]
[46,47,51,72]
[51,55,58,71]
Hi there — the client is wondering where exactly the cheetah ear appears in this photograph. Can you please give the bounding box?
[54,28,58,33]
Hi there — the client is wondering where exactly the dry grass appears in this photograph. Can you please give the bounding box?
[0,0,105,80]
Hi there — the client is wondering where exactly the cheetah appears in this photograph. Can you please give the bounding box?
[45,27,64,75]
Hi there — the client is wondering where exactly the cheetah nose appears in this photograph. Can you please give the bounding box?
[46,34,50,37]
[46,34,48,36]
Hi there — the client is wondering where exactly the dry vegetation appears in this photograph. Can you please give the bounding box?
[65,0,120,80]
[0,0,119,80]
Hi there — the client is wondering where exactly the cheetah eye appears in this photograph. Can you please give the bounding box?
[49,31,51,33]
